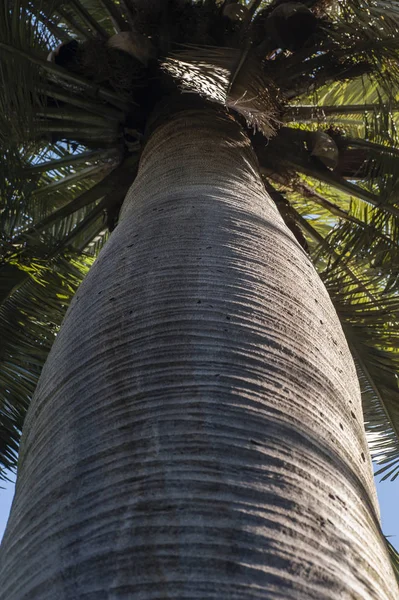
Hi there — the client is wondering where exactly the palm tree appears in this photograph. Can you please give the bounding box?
[1,0,399,597]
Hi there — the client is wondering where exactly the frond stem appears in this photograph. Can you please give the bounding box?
[98,0,128,32]
[0,42,134,112]
[56,7,90,40]
[69,0,109,39]
[26,149,118,173]
[284,104,399,122]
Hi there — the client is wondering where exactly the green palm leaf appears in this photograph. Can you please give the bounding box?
[387,539,399,583]
[0,252,93,480]
[0,6,399,578]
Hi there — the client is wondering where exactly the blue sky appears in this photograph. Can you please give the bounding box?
[0,478,14,542]
[1,470,398,550]
[375,475,399,550]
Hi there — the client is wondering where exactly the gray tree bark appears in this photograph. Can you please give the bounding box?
[0,106,397,599]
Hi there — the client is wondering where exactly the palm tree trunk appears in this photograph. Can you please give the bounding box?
[0,106,397,599]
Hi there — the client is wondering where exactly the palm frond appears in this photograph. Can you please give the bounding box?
[386,538,399,583]
[0,0,136,174]
[25,148,112,173]
[67,0,110,38]
[283,103,399,128]
[163,44,282,136]
[0,2,49,147]
[328,277,399,482]
[97,0,129,32]
[0,252,93,480]
[254,127,399,218]
[1,0,399,524]
[290,206,399,480]
[262,175,399,482]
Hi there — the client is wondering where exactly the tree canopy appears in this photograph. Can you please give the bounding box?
[1,0,399,566]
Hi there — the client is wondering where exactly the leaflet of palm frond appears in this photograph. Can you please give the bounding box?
[324,273,399,481]
[0,39,133,133]
[277,150,399,219]
[69,0,110,38]
[319,225,397,306]
[162,45,235,104]
[1,142,115,250]
[5,152,130,256]
[267,175,399,279]
[253,127,378,201]
[337,3,399,47]
[284,104,399,143]
[31,164,110,198]
[319,184,395,244]
[288,179,357,222]
[340,136,395,192]
[296,197,391,287]
[25,148,113,174]
[325,39,399,99]
[386,539,399,584]
[17,201,103,257]
[7,194,107,268]
[332,140,399,203]
[263,179,309,251]
[52,0,108,39]
[281,6,399,94]
[227,54,281,137]
[361,92,399,148]
[40,54,134,112]
[96,0,128,31]
[336,0,399,63]
[34,107,117,137]
[0,5,51,146]
[285,179,399,274]
[308,72,399,121]
[353,348,399,482]
[15,157,136,243]
[0,253,92,479]
[40,84,125,121]
[346,138,399,159]
[163,46,281,137]
[284,54,373,101]
[270,182,335,251]
[54,6,89,39]
[82,226,108,255]
[0,151,39,244]
[295,214,399,479]
[38,13,72,44]
[49,200,108,253]
[325,211,399,289]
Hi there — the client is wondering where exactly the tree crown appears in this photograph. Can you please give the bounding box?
[1,6,399,574]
